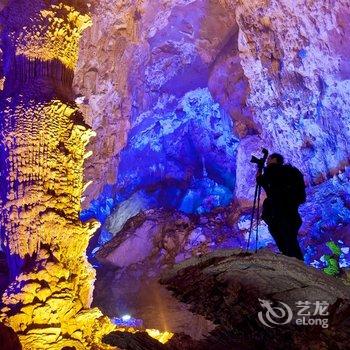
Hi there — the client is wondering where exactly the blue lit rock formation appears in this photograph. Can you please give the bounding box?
[83,87,239,246]
[116,88,238,212]
[75,0,241,208]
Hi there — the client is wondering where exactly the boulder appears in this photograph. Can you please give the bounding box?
[0,322,22,350]
[161,249,350,349]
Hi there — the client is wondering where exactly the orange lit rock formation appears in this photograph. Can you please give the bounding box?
[0,1,114,349]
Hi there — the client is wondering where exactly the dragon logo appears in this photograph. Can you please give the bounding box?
[258,299,293,328]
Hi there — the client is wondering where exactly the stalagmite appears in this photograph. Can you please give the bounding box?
[0,1,114,349]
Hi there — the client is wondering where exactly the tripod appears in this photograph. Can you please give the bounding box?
[246,148,268,253]
[246,171,263,253]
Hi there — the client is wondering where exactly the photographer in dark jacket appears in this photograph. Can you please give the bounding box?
[257,153,306,261]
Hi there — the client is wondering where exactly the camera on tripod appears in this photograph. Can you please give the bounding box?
[250,148,269,171]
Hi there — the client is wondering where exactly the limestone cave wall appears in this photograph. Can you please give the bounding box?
[74,0,350,266]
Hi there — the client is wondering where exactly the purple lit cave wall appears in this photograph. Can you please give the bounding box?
[74,0,350,270]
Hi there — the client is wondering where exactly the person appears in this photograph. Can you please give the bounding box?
[257,153,306,260]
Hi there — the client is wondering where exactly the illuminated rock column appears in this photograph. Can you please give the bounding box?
[0,1,113,349]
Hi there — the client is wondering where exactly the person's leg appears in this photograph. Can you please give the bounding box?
[283,232,303,260]
[289,215,303,260]
[282,214,303,260]
[268,220,289,255]
[268,215,303,260]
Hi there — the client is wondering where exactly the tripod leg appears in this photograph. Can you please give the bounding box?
[247,182,259,251]
[255,184,262,253]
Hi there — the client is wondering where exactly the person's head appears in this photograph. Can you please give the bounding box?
[267,153,284,166]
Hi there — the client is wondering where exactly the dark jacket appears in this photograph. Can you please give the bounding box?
[258,163,306,222]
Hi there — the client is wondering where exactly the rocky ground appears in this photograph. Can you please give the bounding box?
[93,207,247,338]
[98,249,350,350]
[92,207,350,348]
[160,250,350,349]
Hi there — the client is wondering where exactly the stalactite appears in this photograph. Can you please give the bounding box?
[0,1,114,349]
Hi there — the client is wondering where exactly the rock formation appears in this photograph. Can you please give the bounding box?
[0,322,22,350]
[161,250,350,350]
[0,1,114,349]
[74,0,350,267]
[103,331,167,350]
[95,208,261,338]
[98,249,350,349]
[94,209,216,339]
[93,204,350,337]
